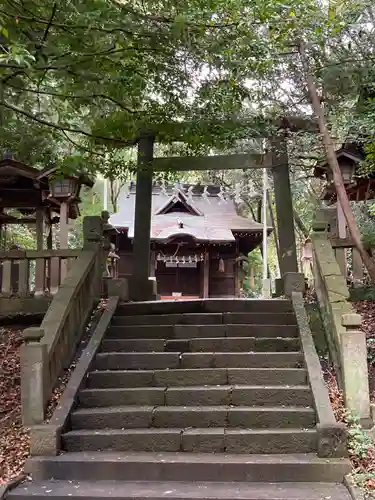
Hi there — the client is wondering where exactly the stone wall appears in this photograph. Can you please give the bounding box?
[311,229,371,425]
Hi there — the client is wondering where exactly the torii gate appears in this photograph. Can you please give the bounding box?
[128,118,316,301]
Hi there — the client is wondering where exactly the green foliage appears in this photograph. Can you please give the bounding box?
[0,222,35,250]
[350,287,375,302]
[347,413,374,460]
[345,411,375,490]
[361,224,375,250]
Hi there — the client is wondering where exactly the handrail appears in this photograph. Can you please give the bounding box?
[20,216,104,425]
[0,249,81,259]
[311,228,371,425]
[0,249,82,297]
[292,291,336,425]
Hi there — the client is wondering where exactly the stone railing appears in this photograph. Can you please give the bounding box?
[20,216,104,425]
[311,221,371,425]
[0,249,81,297]
[291,290,347,457]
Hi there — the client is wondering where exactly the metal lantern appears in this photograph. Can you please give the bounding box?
[48,177,78,198]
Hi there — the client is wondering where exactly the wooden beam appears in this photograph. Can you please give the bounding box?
[0,199,41,208]
[0,249,81,259]
[203,250,209,298]
[35,207,45,295]
[0,217,37,224]
[151,153,268,172]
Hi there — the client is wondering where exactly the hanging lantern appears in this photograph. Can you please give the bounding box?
[218,258,225,273]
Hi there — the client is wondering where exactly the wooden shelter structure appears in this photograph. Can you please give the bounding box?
[313,141,372,283]
[109,184,270,299]
[0,154,94,315]
[0,155,94,247]
[313,142,375,204]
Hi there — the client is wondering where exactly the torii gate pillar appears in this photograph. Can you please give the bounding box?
[271,134,299,287]
[128,134,157,301]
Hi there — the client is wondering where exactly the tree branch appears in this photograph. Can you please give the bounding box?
[60,131,106,157]
[6,83,137,113]
[0,100,138,146]
[42,3,57,42]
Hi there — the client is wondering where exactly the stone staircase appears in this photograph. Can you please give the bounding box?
[9,299,351,500]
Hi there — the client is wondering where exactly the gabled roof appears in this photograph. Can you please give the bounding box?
[313,143,364,179]
[109,184,271,245]
[0,156,92,218]
[37,165,95,188]
[0,158,40,179]
[154,189,202,216]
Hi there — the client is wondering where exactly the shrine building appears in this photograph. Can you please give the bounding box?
[108,183,271,299]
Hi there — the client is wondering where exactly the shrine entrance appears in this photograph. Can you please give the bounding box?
[118,126,308,301]
[156,260,201,299]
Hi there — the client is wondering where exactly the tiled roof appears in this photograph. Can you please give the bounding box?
[109,184,269,243]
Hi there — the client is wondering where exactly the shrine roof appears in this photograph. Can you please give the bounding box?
[109,184,270,243]
[313,142,365,178]
[0,156,93,219]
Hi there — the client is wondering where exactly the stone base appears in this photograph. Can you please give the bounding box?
[317,422,347,458]
[106,278,129,301]
[284,272,305,297]
[30,424,61,456]
[128,277,158,302]
[274,278,284,297]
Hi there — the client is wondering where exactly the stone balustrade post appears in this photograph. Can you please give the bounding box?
[341,313,371,426]
[83,215,104,300]
[20,327,47,425]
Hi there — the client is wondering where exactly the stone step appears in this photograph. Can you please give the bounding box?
[111,312,296,326]
[87,368,308,389]
[70,406,316,430]
[25,451,351,483]
[7,480,352,500]
[94,352,304,370]
[107,324,299,339]
[62,428,317,454]
[79,385,313,408]
[116,298,294,316]
[100,337,301,353]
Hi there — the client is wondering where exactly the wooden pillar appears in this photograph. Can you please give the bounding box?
[271,134,298,277]
[335,201,347,277]
[203,249,209,298]
[46,209,53,250]
[150,250,156,278]
[35,207,45,295]
[59,202,69,282]
[130,135,155,301]
[36,208,44,250]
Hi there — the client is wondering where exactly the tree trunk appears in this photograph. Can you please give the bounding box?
[299,41,375,283]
